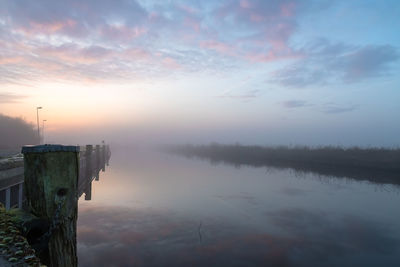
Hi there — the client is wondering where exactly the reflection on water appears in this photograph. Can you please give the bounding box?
[77,148,400,267]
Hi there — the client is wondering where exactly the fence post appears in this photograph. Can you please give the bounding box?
[22,145,79,267]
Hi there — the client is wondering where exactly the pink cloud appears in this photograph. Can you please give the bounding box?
[16,19,79,36]
[35,45,111,65]
[281,2,296,17]
[0,56,25,65]
[123,48,152,60]
[245,49,303,62]
[200,40,233,55]
[177,4,199,15]
[184,17,201,32]
[162,57,181,69]
[100,24,147,41]
[240,0,252,9]
[250,13,264,22]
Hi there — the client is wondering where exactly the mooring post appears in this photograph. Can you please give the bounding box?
[102,143,106,172]
[95,145,101,180]
[84,182,92,201]
[22,145,79,267]
[85,145,93,180]
[106,145,110,166]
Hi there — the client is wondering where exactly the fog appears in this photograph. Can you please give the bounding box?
[0,114,39,150]
[42,121,399,149]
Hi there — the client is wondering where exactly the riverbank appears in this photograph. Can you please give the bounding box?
[164,144,400,185]
[0,205,42,266]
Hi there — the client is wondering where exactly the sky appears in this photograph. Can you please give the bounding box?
[0,0,399,146]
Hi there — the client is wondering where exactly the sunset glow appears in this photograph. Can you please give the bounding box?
[1,0,399,145]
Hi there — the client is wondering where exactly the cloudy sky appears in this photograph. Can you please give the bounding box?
[0,0,399,146]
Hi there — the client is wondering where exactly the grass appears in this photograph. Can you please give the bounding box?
[164,143,400,185]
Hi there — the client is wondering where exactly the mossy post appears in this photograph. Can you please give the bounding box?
[21,145,79,267]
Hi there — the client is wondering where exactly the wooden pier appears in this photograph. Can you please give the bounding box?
[0,143,111,267]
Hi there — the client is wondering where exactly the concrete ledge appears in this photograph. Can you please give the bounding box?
[21,144,80,154]
[0,158,23,171]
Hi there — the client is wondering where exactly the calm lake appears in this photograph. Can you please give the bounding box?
[77,147,400,267]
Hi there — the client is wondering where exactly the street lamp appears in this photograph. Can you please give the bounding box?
[42,119,47,144]
[36,106,42,144]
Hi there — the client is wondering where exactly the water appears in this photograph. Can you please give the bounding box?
[77,147,400,267]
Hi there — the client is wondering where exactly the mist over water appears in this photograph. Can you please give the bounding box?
[77,147,400,267]
[1,1,400,266]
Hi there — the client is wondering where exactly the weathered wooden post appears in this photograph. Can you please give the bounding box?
[85,145,93,179]
[84,182,92,201]
[95,145,101,181]
[102,144,106,172]
[22,145,79,267]
[106,145,110,166]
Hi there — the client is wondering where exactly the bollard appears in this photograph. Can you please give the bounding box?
[22,145,79,267]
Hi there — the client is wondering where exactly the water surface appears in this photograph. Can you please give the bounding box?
[77,147,400,267]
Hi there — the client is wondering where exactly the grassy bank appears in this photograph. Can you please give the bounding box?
[164,144,400,185]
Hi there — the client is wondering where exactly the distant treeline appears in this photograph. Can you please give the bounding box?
[164,143,400,185]
[0,114,39,150]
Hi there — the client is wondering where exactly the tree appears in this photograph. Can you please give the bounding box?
[0,114,39,149]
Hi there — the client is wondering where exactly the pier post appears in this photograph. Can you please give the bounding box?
[85,145,93,179]
[84,182,92,201]
[102,144,106,172]
[106,145,110,166]
[22,145,79,267]
[95,145,101,181]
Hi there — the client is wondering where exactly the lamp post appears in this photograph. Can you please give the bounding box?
[42,119,47,144]
[36,106,42,144]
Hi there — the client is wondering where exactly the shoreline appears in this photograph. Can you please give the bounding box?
[164,144,400,185]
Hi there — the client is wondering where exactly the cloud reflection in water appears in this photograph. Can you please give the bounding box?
[77,205,400,267]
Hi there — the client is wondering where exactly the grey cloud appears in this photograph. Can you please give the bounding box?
[280,100,357,114]
[321,103,358,114]
[271,40,399,87]
[341,45,399,82]
[217,89,260,100]
[272,67,327,87]
[282,100,310,108]
[0,93,28,103]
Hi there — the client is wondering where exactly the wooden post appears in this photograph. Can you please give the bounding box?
[84,182,92,201]
[85,145,93,180]
[102,144,106,172]
[22,145,79,267]
[106,145,110,166]
[95,145,101,171]
[95,145,101,180]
